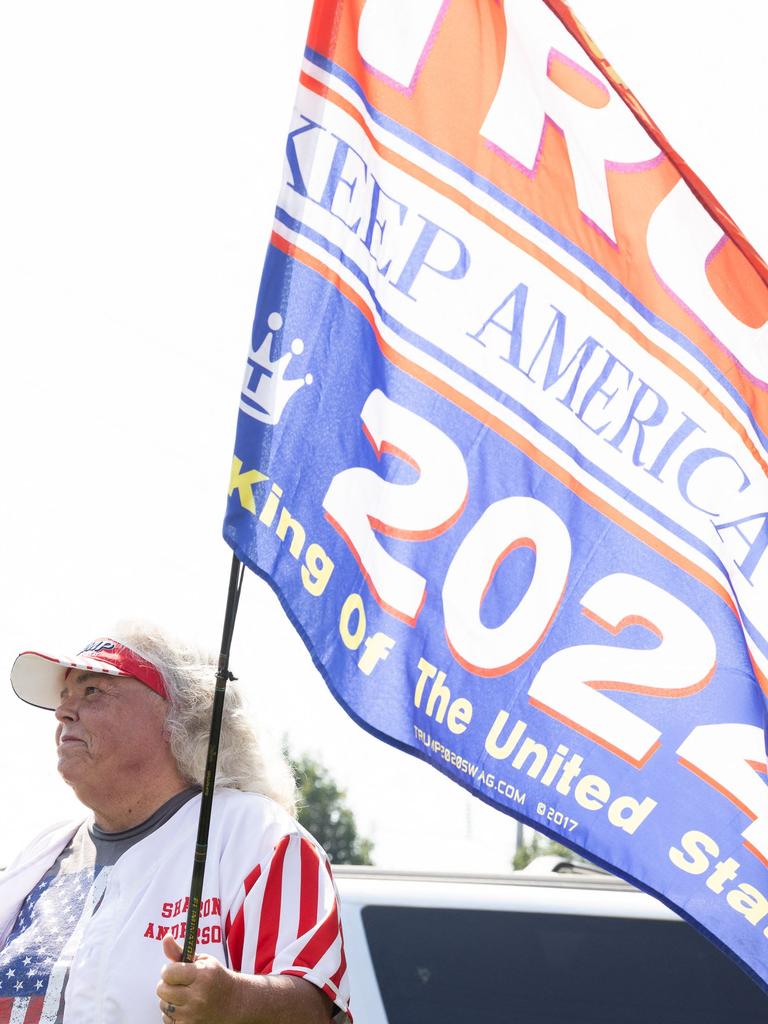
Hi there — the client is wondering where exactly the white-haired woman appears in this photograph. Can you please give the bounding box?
[2,623,351,1024]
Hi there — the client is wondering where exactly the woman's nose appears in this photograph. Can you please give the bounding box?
[54,695,79,721]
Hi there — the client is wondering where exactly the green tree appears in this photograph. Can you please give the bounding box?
[291,752,374,865]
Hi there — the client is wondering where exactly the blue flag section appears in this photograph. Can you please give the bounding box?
[224,0,768,991]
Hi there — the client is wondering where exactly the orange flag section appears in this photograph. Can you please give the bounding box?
[306,0,767,424]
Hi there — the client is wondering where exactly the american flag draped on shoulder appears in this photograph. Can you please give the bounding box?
[224,0,768,989]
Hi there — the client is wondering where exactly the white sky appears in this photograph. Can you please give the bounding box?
[1,1,765,869]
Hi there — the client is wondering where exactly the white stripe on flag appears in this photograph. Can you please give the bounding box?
[9,997,30,1024]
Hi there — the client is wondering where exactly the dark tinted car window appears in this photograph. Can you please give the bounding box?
[362,905,766,1023]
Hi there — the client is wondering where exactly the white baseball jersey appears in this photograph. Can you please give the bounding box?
[0,788,351,1022]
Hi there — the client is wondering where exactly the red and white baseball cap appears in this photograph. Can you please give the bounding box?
[10,638,168,710]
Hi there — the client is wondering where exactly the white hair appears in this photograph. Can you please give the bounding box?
[111,620,296,815]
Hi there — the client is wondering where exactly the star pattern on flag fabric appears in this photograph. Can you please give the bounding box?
[0,867,96,1001]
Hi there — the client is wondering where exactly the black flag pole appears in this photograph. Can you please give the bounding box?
[181,551,245,962]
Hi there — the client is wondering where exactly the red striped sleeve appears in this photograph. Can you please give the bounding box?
[253,835,290,974]
[297,837,321,938]
[225,862,262,972]
[223,831,351,1019]
[329,941,348,991]
[294,902,342,971]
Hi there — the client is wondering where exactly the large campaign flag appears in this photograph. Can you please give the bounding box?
[224,0,768,989]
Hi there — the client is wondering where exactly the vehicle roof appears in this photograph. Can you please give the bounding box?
[334,857,631,889]
[332,860,679,920]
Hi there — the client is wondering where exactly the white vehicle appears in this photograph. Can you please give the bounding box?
[334,860,766,1022]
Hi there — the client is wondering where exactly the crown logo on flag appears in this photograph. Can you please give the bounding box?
[241,311,313,425]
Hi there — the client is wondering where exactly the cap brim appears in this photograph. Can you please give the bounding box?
[11,651,131,710]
